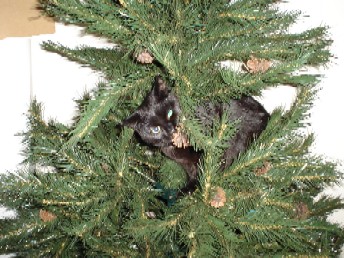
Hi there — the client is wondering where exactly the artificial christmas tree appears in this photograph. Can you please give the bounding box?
[1,0,343,257]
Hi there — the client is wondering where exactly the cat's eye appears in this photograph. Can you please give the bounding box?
[167,109,173,120]
[150,126,161,134]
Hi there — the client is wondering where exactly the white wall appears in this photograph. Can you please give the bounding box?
[0,24,111,171]
[0,0,343,254]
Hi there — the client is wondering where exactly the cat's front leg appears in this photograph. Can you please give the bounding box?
[178,167,198,195]
[160,146,201,195]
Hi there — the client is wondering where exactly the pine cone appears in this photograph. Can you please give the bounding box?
[245,56,271,73]
[210,187,227,208]
[39,209,57,222]
[172,124,190,148]
[254,161,272,176]
[294,202,310,220]
[135,50,154,64]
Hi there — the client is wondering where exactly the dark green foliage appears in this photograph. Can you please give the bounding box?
[1,0,343,257]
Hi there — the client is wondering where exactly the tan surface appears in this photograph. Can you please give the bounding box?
[0,0,55,39]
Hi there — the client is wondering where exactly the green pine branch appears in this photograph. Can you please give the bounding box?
[1,1,343,256]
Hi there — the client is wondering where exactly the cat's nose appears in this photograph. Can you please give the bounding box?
[167,124,175,134]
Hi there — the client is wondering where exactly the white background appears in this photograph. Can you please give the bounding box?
[0,0,343,256]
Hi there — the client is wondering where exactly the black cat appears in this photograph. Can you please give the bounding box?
[123,76,270,195]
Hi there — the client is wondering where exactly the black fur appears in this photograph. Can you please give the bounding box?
[123,76,270,195]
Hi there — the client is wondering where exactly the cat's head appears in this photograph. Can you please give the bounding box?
[123,76,181,147]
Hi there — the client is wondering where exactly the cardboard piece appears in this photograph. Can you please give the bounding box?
[0,0,55,39]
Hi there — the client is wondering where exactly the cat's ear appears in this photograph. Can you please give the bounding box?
[122,112,141,129]
[153,75,169,100]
